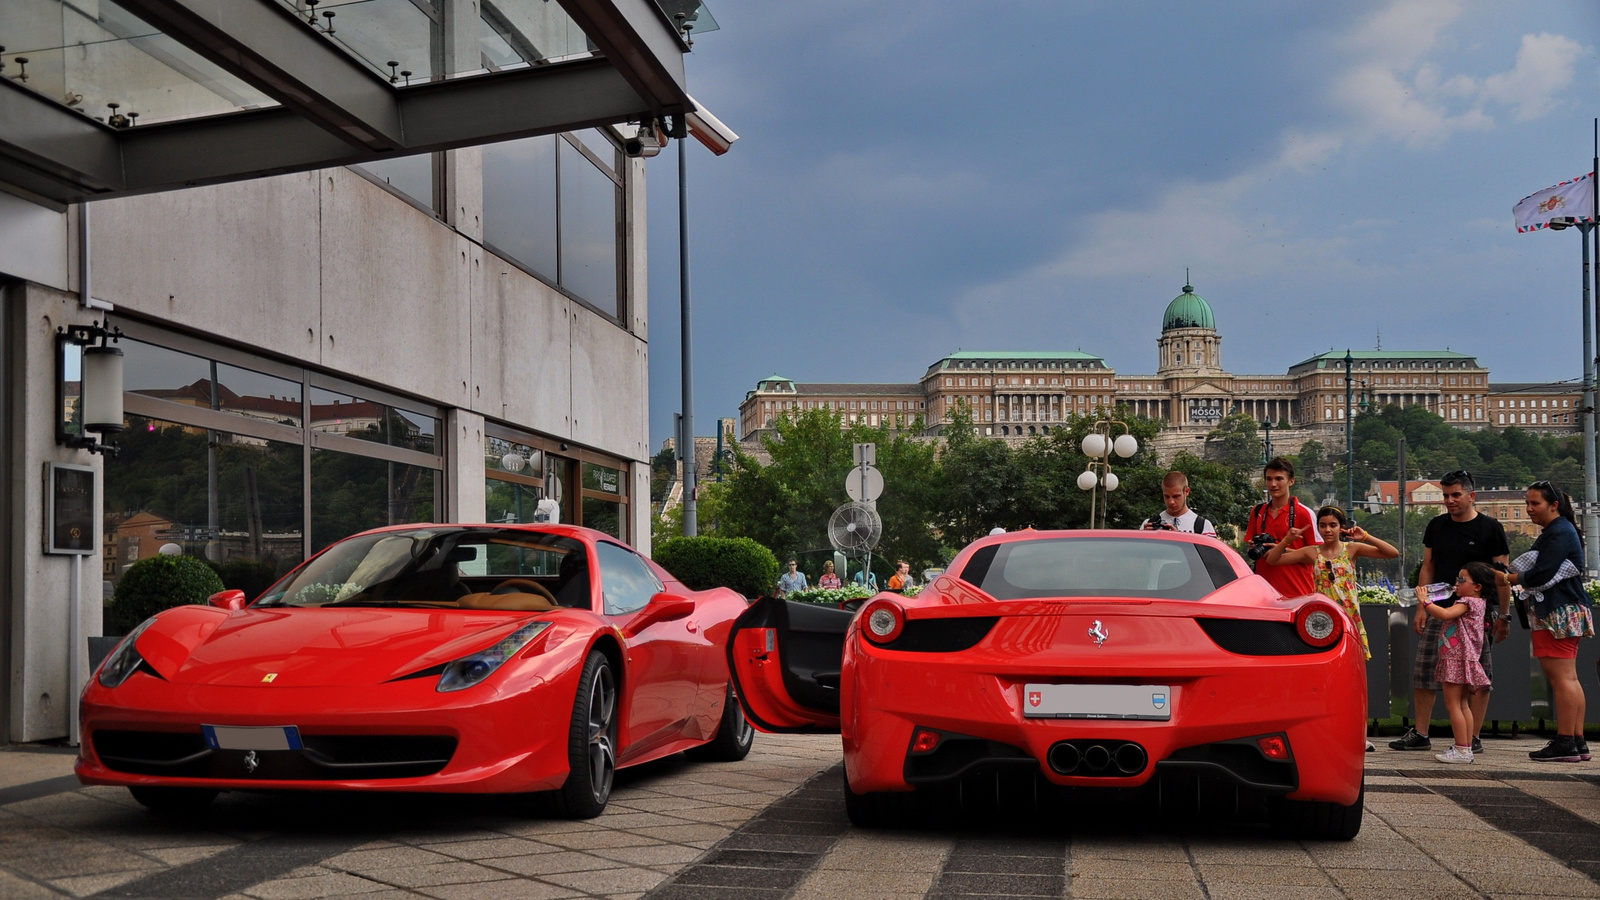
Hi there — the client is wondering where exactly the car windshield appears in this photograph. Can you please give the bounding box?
[959,537,1226,601]
[257,528,587,608]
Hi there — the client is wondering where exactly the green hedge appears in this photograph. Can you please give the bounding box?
[654,537,779,599]
[108,555,226,634]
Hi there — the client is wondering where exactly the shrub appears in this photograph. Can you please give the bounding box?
[108,555,226,634]
[654,537,779,599]
[211,558,281,600]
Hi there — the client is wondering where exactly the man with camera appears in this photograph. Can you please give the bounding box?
[1389,469,1510,753]
[1141,471,1217,537]
[1245,457,1321,599]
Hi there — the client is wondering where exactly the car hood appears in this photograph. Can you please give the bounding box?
[135,605,543,687]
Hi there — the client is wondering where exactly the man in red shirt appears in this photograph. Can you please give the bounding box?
[1248,457,1321,597]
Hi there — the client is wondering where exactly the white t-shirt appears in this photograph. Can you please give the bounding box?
[1141,509,1217,538]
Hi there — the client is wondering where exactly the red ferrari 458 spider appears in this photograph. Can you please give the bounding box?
[77,524,754,817]
[729,530,1366,839]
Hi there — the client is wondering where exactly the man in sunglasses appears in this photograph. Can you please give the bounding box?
[1389,470,1511,753]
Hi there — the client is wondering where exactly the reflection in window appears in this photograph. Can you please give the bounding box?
[103,416,305,586]
[310,449,437,552]
[351,153,435,211]
[310,387,437,454]
[559,138,620,315]
[582,497,622,540]
[122,338,303,427]
[483,135,558,282]
[595,541,658,615]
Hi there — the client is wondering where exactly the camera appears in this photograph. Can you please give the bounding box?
[624,119,667,158]
[1245,533,1274,561]
[1147,512,1175,531]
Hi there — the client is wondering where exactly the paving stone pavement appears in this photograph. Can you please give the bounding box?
[7,735,1600,899]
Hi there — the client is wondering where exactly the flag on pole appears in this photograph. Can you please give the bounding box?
[1514,171,1596,232]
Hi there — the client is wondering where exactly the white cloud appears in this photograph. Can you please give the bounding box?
[1481,32,1583,121]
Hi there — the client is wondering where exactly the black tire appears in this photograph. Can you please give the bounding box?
[1273,781,1364,841]
[842,767,919,828]
[547,650,618,819]
[129,786,217,814]
[686,682,755,762]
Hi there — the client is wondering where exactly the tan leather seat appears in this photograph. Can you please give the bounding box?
[457,591,559,612]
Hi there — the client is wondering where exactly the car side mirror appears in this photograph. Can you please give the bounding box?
[624,592,694,635]
[208,589,248,611]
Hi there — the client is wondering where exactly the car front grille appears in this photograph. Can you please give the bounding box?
[93,730,456,781]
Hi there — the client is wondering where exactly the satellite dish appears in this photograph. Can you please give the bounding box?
[828,501,882,557]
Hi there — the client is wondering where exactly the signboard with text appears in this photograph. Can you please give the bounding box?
[1188,404,1224,423]
[46,462,96,555]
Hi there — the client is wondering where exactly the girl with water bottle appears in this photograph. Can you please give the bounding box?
[1421,562,1496,763]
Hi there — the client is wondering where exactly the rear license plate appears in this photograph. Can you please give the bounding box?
[202,725,303,751]
[1023,684,1172,720]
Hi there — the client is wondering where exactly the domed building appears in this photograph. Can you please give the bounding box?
[738,280,1519,445]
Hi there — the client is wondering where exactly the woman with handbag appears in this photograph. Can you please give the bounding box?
[1497,481,1591,762]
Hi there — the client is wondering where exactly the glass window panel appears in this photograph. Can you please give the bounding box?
[387,405,438,454]
[122,338,303,428]
[478,0,594,69]
[582,497,622,540]
[351,153,435,211]
[576,129,617,173]
[559,139,620,315]
[482,135,558,282]
[309,387,386,439]
[103,415,304,589]
[5,0,279,126]
[276,0,438,85]
[310,448,437,552]
[595,541,657,614]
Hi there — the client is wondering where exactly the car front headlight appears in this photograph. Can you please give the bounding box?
[98,618,157,688]
[437,621,552,693]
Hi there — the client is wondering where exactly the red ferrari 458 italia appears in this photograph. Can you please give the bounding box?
[729,530,1366,839]
[77,524,754,817]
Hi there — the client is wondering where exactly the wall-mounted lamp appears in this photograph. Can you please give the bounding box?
[56,317,124,455]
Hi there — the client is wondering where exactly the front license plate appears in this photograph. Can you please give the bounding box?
[1023,684,1172,720]
[202,725,303,751]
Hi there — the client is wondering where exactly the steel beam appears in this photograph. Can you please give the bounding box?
[0,80,124,194]
[558,0,690,114]
[114,0,406,151]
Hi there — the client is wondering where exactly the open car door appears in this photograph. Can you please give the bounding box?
[726,597,851,734]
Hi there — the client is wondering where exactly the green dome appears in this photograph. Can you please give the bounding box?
[1162,283,1215,331]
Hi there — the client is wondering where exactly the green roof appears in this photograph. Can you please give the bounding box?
[1289,350,1478,368]
[1162,284,1215,331]
[941,351,1103,361]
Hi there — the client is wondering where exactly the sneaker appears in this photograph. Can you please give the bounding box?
[1389,727,1432,751]
[1530,736,1583,763]
[1471,736,1483,754]
[1435,745,1474,764]
[1579,738,1592,761]
[1365,740,1376,752]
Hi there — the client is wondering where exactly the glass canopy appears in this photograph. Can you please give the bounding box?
[1,0,279,126]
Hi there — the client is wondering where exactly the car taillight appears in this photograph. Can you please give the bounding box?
[860,599,905,644]
[910,728,941,754]
[1293,601,1345,649]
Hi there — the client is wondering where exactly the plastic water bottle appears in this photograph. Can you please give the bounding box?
[1418,582,1454,605]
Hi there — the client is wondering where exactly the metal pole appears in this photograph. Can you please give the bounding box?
[1344,350,1354,511]
[1397,437,1407,583]
[1582,222,1600,574]
[678,126,697,537]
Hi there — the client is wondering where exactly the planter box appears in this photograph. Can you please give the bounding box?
[1360,605,1392,718]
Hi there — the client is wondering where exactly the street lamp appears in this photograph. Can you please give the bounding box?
[1078,419,1139,528]
[1343,350,1354,511]
[1548,214,1600,575]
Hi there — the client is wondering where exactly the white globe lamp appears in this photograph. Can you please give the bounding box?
[1104,472,1120,492]
[1081,434,1108,458]
[500,452,527,473]
[1113,434,1139,459]
[1076,470,1098,491]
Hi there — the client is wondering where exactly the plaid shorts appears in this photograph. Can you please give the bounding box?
[1413,609,1496,692]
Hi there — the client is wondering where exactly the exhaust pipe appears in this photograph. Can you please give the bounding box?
[1047,742,1080,774]
[1083,743,1111,772]
[1114,742,1147,775]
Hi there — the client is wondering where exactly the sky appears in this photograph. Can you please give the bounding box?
[644,1,1600,447]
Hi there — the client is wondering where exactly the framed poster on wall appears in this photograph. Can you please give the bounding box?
[45,462,96,556]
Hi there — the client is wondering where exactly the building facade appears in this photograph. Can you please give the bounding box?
[0,0,705,744]
[739,282,1571,444]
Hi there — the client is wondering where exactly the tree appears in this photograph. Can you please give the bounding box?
[1206,413,1262,471]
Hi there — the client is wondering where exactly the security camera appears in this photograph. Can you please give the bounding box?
[624,120,666,158]
[686,97,739,156]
